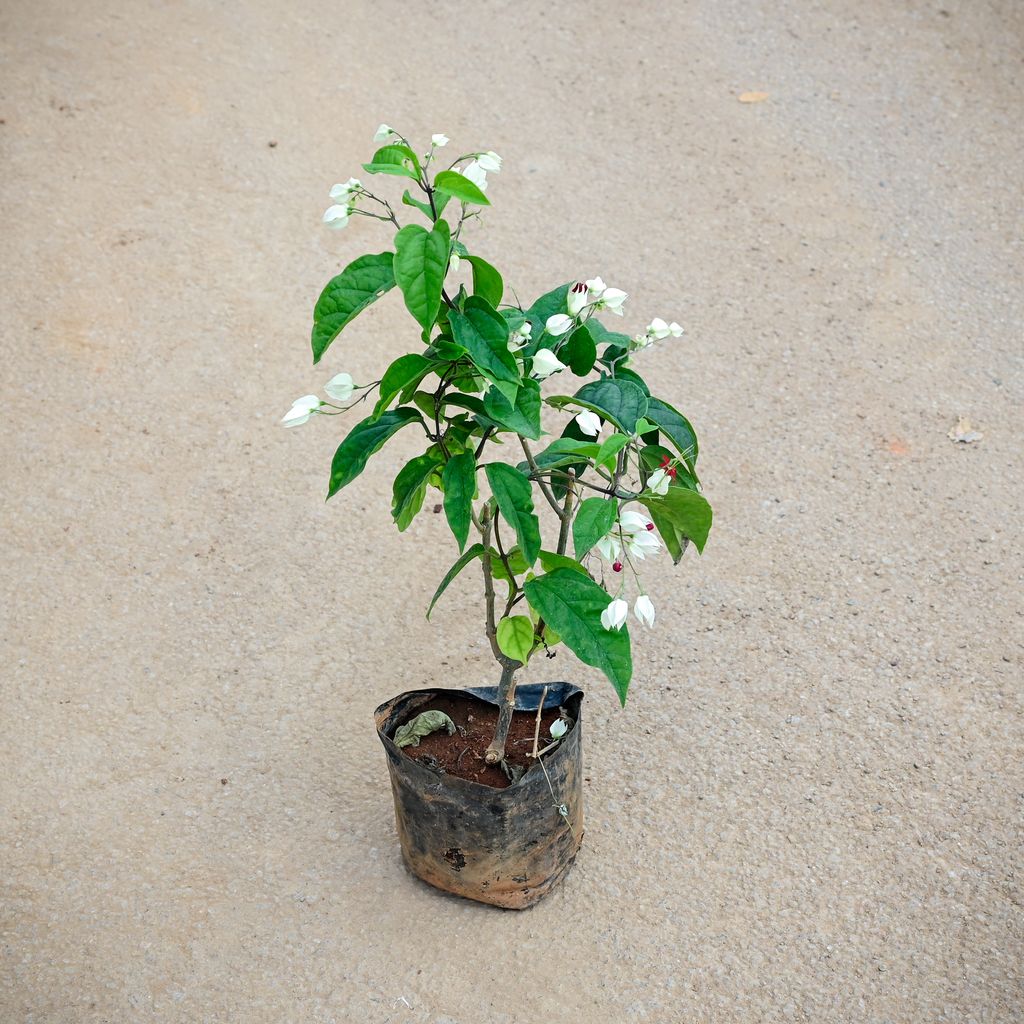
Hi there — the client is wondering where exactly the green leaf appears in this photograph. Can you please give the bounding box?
[587,319,632,348]
[641,499,687,564]
[572,497,617,560]
[490,546,529,582]
[523,569,633,705]
[448,296,520,390]
[644,397,699,471]
[485,463,541,567]
[483,379,541,439]
[563,322,598,376]
[463,254,504,307]
[525,437,600,472]
[640,488,713,555]
[614,367,650,395]
[500,307,528,334]
[373,353,436,419]
[427,543,486,619]
[311,252,396,364]
[426,338,466,362]
[539,550,590,576]
[392,452,441,532]
[393,221,450,331]
[433,170,491,206]
[362,144,421,179]
[401,188,451,220]
[497,615,535,664]
[595,433,630,471]
[573,379,648,433]
[442,452,476,552]
[328,408,423,498]
[442,393,489,418]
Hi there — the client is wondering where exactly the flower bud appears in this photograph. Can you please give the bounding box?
[567,282,590,317]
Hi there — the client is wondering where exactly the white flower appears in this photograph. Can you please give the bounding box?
[282,394,321,427]
[322,204,351,230]
[634,595,656,628]
[631,333,653,351]
[373,123,393,142]
[567,282,590,317]
[329,177,361,201]
[476,150,502,173]
[324,372,354,402]
[601,598,629,631]
[431,133,449,147]
[545,313,574,337]
[668,321,684,337]
[625,530,661,560]
[462,160,488,192]
[585,276,607,299]
[619,509,654,534]
[596,535,622,561]
[596,287,627,316]
[648,318,671,340]
[509,321,532,352]
[449,252,461,274]
[574,410,602,437]
[647,468,671,495]
[531,348,566,379]
[550,719,568,739]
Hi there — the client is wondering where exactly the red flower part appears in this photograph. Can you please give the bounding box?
[659,454,678,478]
[646,522,655,531]
[612,561,623,573]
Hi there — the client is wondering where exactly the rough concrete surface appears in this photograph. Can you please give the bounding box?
[2,1,1022,1021]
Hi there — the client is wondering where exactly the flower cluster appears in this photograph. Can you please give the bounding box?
[601,594,656,631]
[323,178,362,231]
[282,373,357,426]
[460,150,501,194]
[545,277,628,340]
[590,509,663,631]
[631,317,684,351]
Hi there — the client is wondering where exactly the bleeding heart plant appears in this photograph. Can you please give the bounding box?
[285,126,712,765]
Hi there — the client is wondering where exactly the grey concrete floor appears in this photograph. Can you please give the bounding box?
[2,1,1022,1021]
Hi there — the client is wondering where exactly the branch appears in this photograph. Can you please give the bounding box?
[479,507,503,664]
[519,437,564,517]
[475,426,495,460]
[557,470,575,555]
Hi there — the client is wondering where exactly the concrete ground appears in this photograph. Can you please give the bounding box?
[2,1,1022,1021]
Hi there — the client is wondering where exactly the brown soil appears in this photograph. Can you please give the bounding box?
[395,693,569,789]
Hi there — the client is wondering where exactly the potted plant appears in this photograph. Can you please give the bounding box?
[284,125,713,908]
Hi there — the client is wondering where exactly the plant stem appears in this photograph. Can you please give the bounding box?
[485,660,519,766]
[480,506,519,765]
[556,470,575,555]
[531,684,549,759]
[519,438,564,517]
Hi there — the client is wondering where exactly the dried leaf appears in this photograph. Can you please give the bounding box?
[947,416,983,444]
[739,91,769,104]
[393,710,456,748]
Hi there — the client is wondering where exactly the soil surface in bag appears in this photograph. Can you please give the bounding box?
[396,691,566,788]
